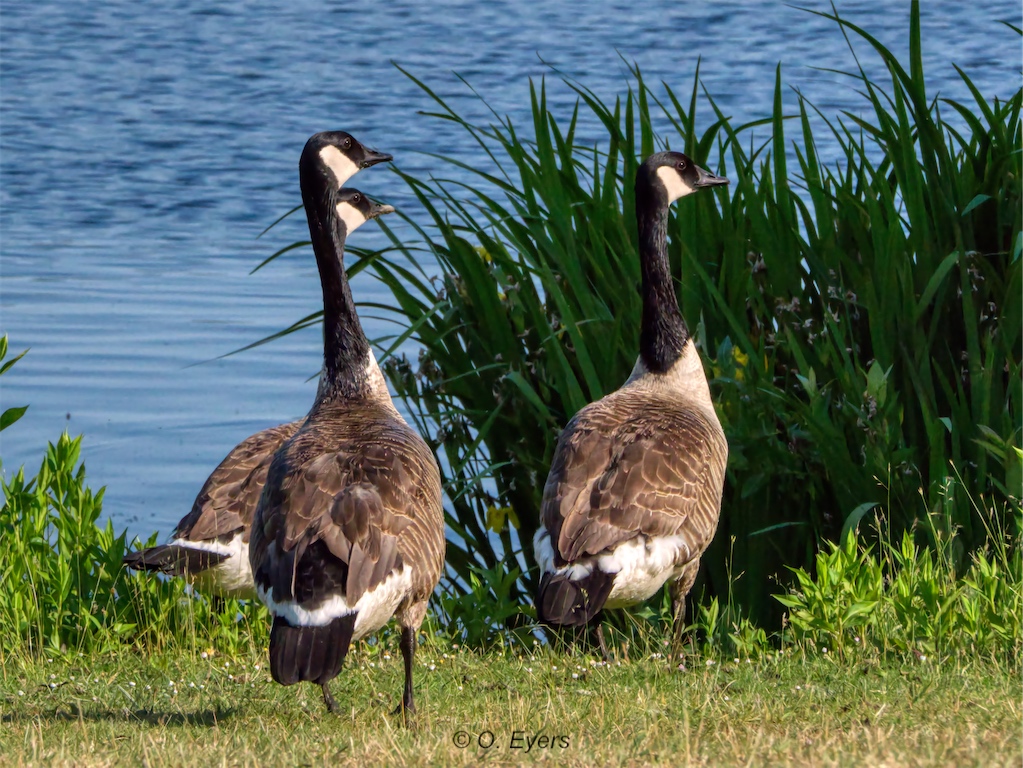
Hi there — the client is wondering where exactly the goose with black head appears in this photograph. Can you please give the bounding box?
[249,136,445,719]
[122,132,392,601]
[533,151,729,656]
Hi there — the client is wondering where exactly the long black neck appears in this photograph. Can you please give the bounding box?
[302,182,372,401]
[636,183,688,373]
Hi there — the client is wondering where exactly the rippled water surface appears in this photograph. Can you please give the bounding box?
[1,0,1019,539]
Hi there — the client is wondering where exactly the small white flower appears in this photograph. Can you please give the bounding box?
[128,682,136,688]
[572,673,579,679]
[724,695,730,701]
[169,681,175,687]
[189,682,195,688]
[50,674,55,680]
[49,683,56,689]
[734,658,740,664]
[384,654,391,661]
[201,652,208,659]
[17,690,24,696]
[254,665,260,671]
[552,665,558,671]
[369,662,376,668]
[428,664,436,671]
[526,667,533,673]
[821,647,828,654]
[706,660,716,667]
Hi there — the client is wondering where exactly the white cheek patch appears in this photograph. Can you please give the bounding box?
[336,201,369,234]
[319,145,360,188]
[656,165,694,202]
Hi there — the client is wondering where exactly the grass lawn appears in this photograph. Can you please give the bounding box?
[0,641,1018,767]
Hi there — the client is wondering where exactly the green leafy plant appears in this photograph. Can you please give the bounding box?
[0,335,29,434]
[0,415,269,660]
[774,508,1022,660]
[436,563,534,650]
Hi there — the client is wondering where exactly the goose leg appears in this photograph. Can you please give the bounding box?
[392,624,417,719]
[321,682,339,714]
[595,622,611,662]
[670,562,699,660]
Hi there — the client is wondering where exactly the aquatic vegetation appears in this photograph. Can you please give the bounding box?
[340,3,1020,628]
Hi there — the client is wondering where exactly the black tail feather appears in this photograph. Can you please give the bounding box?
[269,614,356,686]
[122,544,228,577]
[536,568,615,627]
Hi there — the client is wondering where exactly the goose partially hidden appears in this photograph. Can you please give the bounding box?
[249,138,445,717]
[533,151,729,654]
[122,132,391,599]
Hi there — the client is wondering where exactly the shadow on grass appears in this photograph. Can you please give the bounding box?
[2,704,236,727]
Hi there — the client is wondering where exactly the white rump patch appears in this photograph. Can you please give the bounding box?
[257,564,413,641]
[656,165,695,203]
[336,200,369,235]
[175,533,255,600]
[533,526,594,580]
[319,145,360,188]
[533,525,691,609]
[600,536,691,608]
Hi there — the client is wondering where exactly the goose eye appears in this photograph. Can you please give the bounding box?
[677,160,687,170]
[343,137,352,149]
[352,193,361,203]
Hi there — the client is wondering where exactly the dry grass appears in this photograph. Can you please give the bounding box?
[1,642,1018,767]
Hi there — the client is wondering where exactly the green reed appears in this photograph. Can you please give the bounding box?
[337,2,1020,625]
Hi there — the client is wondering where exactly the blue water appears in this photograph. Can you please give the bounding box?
[1,0,1019,541]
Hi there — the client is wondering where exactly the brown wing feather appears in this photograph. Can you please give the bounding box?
[250,402,444,608]
[542,390,726,566]
[176,419,304,543]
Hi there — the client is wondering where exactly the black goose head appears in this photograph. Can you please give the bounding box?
[333,188,396,238]
[636,151,728,205]
[300,131,393,193]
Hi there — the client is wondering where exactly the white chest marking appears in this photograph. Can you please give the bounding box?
[257,565,413,640]
[319,145,359,188]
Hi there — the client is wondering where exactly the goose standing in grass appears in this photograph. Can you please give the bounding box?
[534,151,729,656]
[122,132,392,599]
[249,137,445,718]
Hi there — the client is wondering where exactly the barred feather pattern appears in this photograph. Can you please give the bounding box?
[249,400,444,632]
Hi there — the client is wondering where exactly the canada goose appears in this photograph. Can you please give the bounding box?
[533,151,729,655]
[122,132,391,599]
[249,143,445,718]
